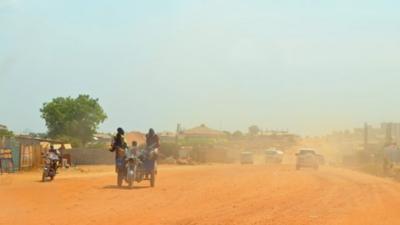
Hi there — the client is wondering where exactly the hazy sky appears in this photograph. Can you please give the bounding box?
[1,0,400,135]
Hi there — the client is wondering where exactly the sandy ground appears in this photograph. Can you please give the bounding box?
[1,164,400,225]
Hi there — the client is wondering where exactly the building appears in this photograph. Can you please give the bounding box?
[183,124,225,138]
[325,122,400,157]
[159,131,176,143]
[16,136,71,170]
[1,135,71,171]
[91,133,113,147]
[0,135,17,173]
[180,124,226,145]
[381,123,400,145]
[0,124,7,130]
[125,131,146,146]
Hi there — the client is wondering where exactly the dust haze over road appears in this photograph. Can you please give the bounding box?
[1,164,400,225]
[2,1,400,224]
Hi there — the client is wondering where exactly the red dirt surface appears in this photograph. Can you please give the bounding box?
[1,165,400,225]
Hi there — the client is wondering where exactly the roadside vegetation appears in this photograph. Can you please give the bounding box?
[40,94,107,147]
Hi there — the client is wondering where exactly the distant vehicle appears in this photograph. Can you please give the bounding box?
[315,154,325,165]
[383,144,400,179]
[296,149,319,170]
[265,149,284,164]
[240,151,254,164]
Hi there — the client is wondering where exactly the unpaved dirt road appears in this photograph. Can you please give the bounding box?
[1,164,400,225]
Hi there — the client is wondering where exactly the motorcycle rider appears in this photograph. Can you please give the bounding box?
[110,128,127,171]
[48,145,61,173]
[111,128,126,151]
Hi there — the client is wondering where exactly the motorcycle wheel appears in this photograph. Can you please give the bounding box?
[127,178,133,188]
[128,174,134,189]
[150,170,155,187]
[117,171,124,187]
[42,172,46,182]
[127,168,135,189]
[50,175,54,181]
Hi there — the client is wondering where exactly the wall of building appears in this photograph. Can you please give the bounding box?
[0,137,20,172]
[69,148,114,165]
[17,138,48,170]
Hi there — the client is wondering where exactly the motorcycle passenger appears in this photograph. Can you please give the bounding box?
[130,141,139,157]
[146,128,160,158]
[145,129,160,178]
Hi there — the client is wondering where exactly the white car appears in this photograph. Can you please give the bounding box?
[265,149,284,164]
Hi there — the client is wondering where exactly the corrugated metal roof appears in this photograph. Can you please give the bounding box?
[183,124,225,137]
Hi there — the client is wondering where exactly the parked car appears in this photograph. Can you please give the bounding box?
[240,151,254,164]
[265,149,284,164]
[383,144,400,179]
[296,149,319,170]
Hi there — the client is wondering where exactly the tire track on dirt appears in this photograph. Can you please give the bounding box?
[2,165,400,225]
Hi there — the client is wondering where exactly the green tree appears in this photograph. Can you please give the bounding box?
[223,131,232,136]
[0,129,14,137]
[232,130,243,138]
[248,125,260,136]
[40,95,107,146]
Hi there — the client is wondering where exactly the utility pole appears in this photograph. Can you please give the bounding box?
[175,123,181,145]
[364,123,368,151]
[385,123,393,146]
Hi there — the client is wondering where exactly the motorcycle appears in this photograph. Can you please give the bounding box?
[42,152,59,182]
[120,148,136,188]
[116,146,157,188]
